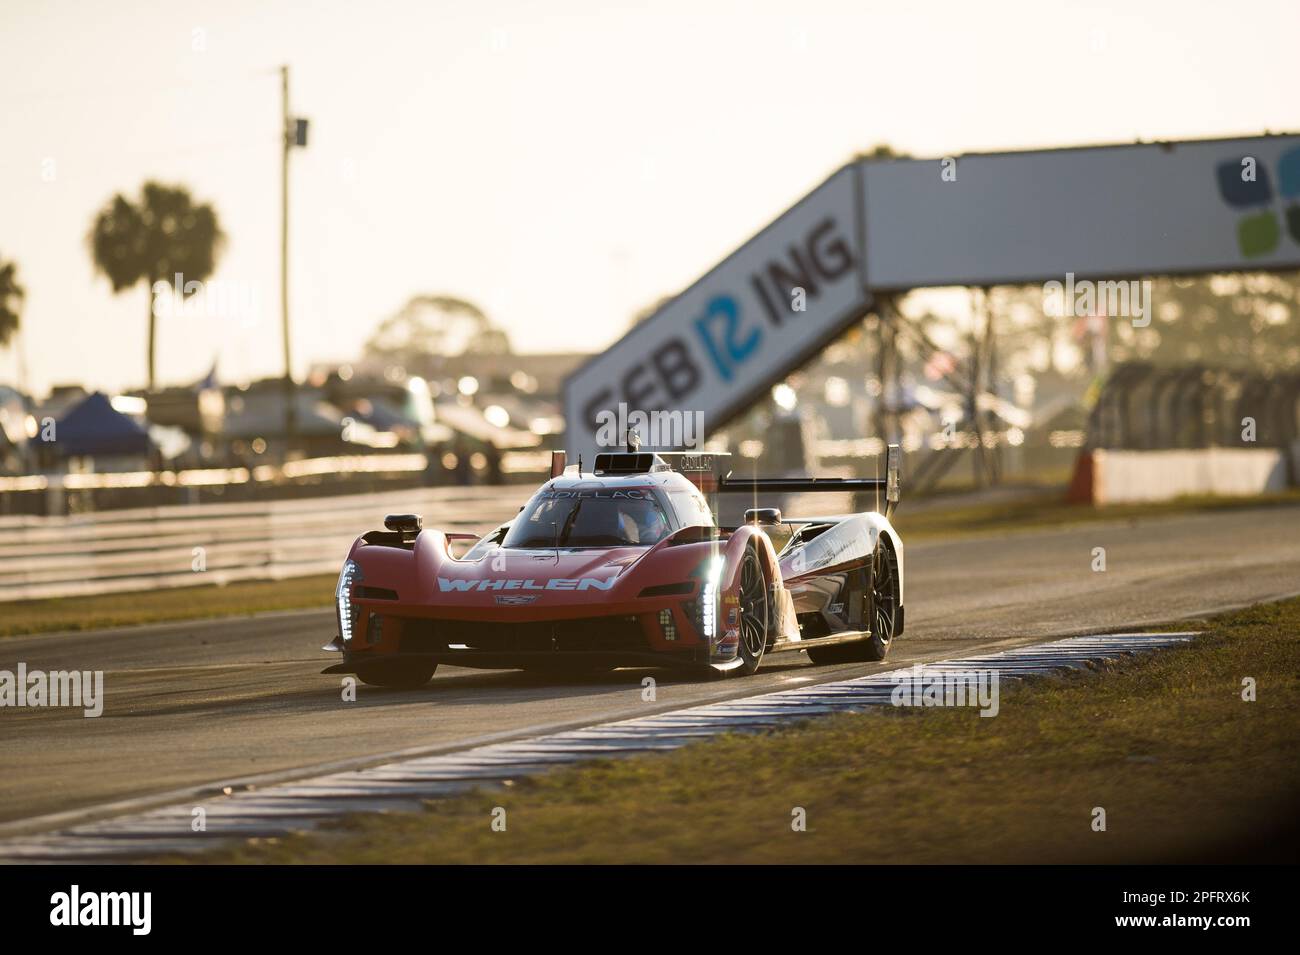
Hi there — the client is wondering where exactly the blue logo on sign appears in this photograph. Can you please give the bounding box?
[1214,146,1300,257]
[693,294,760,382]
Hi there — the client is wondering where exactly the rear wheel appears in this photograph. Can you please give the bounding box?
[733,548,769,676]
[807,539,899,664]
[355,659,437,689]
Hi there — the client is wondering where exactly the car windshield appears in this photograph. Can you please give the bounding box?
[502,490,670,548]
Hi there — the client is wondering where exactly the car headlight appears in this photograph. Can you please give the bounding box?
[698,555,723,642]
[336,559,362,643]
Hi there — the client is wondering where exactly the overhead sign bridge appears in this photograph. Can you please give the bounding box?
[564,133,1300,459]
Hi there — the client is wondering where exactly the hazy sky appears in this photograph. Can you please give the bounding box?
[1,0,1296,396]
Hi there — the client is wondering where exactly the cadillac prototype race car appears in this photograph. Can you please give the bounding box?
[323,443,905,688]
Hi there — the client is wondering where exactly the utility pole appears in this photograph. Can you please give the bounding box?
[280,65,295,456]
[280,65,309,459]
[873,295,898,447]
[981,286,1001,485]
[967,287,996,489]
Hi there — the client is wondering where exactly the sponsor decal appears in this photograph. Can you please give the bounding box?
[539,488,653,500]
[1215,146,1300,257]
[675,453,714,472]
[439,576,618,593]
[494,594,539,606]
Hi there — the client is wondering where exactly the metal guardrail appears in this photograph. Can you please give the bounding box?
[0,486,521,602]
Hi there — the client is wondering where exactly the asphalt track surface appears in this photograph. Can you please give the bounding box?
[3,505,1298,832]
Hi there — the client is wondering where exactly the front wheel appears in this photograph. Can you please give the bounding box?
[732,548,770,676]
[356,659,437,689]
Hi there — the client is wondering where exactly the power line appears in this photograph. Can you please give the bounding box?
[0,68,273,110]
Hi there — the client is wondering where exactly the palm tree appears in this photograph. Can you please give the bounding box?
[89,182,225,391]
[0,257,22,349]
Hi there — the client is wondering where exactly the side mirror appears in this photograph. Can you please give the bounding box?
[744,507,783,526]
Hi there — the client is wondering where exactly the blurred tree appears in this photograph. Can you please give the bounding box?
[861,142,909,160]
[365,295,511,365]
[908,272,1300,390]
[628,294,674,328]
[1111,272,1300,373]
[89,182,224,391]
[0,257,22,348]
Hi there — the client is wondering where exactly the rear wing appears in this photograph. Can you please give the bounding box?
[719,444,902,519]
[559,444,902,518]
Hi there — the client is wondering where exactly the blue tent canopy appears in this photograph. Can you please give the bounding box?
[54,392,152,458]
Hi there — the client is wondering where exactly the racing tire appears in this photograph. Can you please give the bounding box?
[732,547,770,676]
[807,539,900,665]
[355,659,437,689]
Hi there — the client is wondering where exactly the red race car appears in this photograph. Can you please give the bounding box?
[323,443,904,687]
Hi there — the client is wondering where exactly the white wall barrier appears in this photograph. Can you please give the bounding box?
[0,486,520,602]
[1090,448,1289,505]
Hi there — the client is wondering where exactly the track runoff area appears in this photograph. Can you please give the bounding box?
[0,629,1199,862]
[0,627,1278,938]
